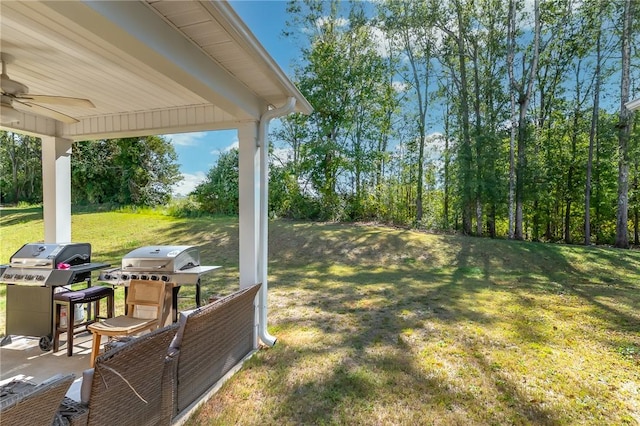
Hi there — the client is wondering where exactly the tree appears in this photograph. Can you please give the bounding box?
[379,0,438,225]
[284,0,396,221]
[615,0,635,248]
[435,0,475,235]
[72,136,180,206]
[507,0,542,240]
[0,132,42,204]
[192,149,239,215]
[72,139,119,204]
[265,0,635,242]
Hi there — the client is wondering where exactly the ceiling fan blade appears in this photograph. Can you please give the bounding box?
[16,94,95,108]
[13,99,79,124]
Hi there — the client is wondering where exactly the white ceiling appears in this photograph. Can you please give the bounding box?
[0,0,311,141]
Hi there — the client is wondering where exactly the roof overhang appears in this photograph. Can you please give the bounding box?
[0,0,312,141]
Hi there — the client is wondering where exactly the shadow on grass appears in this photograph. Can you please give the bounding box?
[0,207,43,226]
[253,227,639,424]
[511,242,640,333]
[266,262,565,424]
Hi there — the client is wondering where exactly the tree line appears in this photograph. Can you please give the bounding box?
[249,0,637,247]
[1,0,638,249]
[0,134,180,207]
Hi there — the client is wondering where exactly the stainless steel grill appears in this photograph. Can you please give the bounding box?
[1,243,98,286]
[0,242,110,350]
[98,245,219,320]
[99,245,218,287]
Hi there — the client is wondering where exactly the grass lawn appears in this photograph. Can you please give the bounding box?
[1,207,639,425]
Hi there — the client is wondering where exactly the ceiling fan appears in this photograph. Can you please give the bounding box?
[1,53,95,125]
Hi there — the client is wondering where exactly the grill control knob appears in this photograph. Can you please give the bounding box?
[161,276,169,282]
[121,274,129,280]
[130,274,138,280]
[150,275,159,281]
[141,275,149,280]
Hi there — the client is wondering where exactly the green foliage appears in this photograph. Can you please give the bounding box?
[0,132,42,204]
[269,164,322,220]
[0,133,181,207]
[281,0,399,222]
[2,0,639,247]
[192,149,239,215]
[267,0,639,245]
[164,197,206,218]
[71,136,181,206]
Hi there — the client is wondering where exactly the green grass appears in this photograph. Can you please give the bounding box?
[1,207,639,425]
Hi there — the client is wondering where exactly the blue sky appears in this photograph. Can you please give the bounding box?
[169,1,295,196]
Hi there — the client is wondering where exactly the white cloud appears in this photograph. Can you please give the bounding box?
[207,139,239,156]
[165,132,207,147]
[316,16,349,30]
[392,81,408,92]
[369,24,391,58]
[223,139,239,152]
[271,146,294,166]
[172,171,206,196]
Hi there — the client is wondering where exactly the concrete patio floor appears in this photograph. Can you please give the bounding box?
[0,332,96,400]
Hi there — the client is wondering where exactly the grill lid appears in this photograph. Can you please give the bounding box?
[9,243,91,269]
[121,245,200,272]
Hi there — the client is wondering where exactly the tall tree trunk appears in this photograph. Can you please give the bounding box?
[472,39,483,236]
[615,0,633,249]
[399,16,431,225]
[436,0,473,234]
[513,0,541,240]
[454,1,473,236]
[515,115,527,240]
[566,82,582,245]
[585,24,602,246]
[506,0,517,239]
[443,98,451,230]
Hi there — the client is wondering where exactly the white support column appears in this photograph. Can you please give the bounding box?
[238,122,260,289]
[41,137,73,243]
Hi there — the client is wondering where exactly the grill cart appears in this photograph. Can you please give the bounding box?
[98,245,220,323]
[0,243,109,350]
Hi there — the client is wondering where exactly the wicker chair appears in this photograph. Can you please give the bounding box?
[0,373,75,426]
[168,284,261,418]
[63,323,179,426]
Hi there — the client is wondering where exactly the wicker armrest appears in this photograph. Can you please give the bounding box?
[174,284,261,415]
[161,349,179,425]
[0,373,75,425]
[83,324,178,426]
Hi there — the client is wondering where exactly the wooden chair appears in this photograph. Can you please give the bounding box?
[88,279,167,367]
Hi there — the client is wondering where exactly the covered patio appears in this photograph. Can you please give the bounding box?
[0,0,311,423]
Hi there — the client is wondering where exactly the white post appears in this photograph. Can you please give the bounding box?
[41,137,73,243]
[238,122,260,289]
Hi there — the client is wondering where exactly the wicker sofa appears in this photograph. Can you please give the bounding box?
[62,283,261,426]
[167,283,261,419]
[70,324,178,426]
